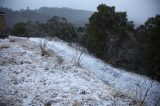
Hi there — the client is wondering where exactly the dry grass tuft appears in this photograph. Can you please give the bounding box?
[0,44,10,49]
[72,100,81,106]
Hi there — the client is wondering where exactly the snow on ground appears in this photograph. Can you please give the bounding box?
[0,37,137,106]
[29,37,160,106]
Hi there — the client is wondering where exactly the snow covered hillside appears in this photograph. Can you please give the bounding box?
[0,36,159,106]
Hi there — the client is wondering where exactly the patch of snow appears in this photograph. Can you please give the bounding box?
[29,37,160,106]
[0,37,136,106]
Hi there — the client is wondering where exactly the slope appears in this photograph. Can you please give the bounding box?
[0,37,137,106]
[30,37,160,106]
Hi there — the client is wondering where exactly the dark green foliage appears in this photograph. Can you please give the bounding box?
[11,21,42,37]
[145,15,160,79]
[134,15,160,80]
[43,16,78,42]
[76,26,87,46]
[11,22,29,36]
[87,4,113,59]
[86,4,134,60]
[86,4,160,81]
[11,16,79,42]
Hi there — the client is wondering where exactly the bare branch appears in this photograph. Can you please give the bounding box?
[141,80,153,104]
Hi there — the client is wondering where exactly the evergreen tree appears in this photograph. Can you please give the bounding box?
[145,15,160,79]
[86,4,131,60]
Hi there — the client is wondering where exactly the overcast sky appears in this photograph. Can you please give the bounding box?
[0,0,160,25]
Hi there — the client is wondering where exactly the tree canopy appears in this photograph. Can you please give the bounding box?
[86,4,134,60]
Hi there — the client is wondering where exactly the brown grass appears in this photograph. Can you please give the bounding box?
[0,44,10,49]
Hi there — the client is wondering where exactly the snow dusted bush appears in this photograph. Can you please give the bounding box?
[39,39,52,56]
[0,44,9,49]
[72,43,85,67]
[0,39,10,50]
[39,39,64,64]
[9,37,17,42]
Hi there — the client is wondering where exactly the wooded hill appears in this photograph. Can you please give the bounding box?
[0,7,93,28]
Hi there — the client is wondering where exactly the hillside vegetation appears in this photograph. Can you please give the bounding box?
[0,7,93,27]
[8,4,160,81]
[0,36,160,106]
[0,37,138,106]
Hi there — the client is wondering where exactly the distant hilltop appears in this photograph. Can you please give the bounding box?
[0,7,93,28]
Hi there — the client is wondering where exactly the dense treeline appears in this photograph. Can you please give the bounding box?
[137,15,160,80]
[86,4,160,81]
[10,4,160,81]
[11,16,86,43]
[0,7,92,28]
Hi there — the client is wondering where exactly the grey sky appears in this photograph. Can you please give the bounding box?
[0,0,160,25]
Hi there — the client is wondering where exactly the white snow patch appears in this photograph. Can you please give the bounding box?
[29,37,160,106]
[0,36,136,106]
